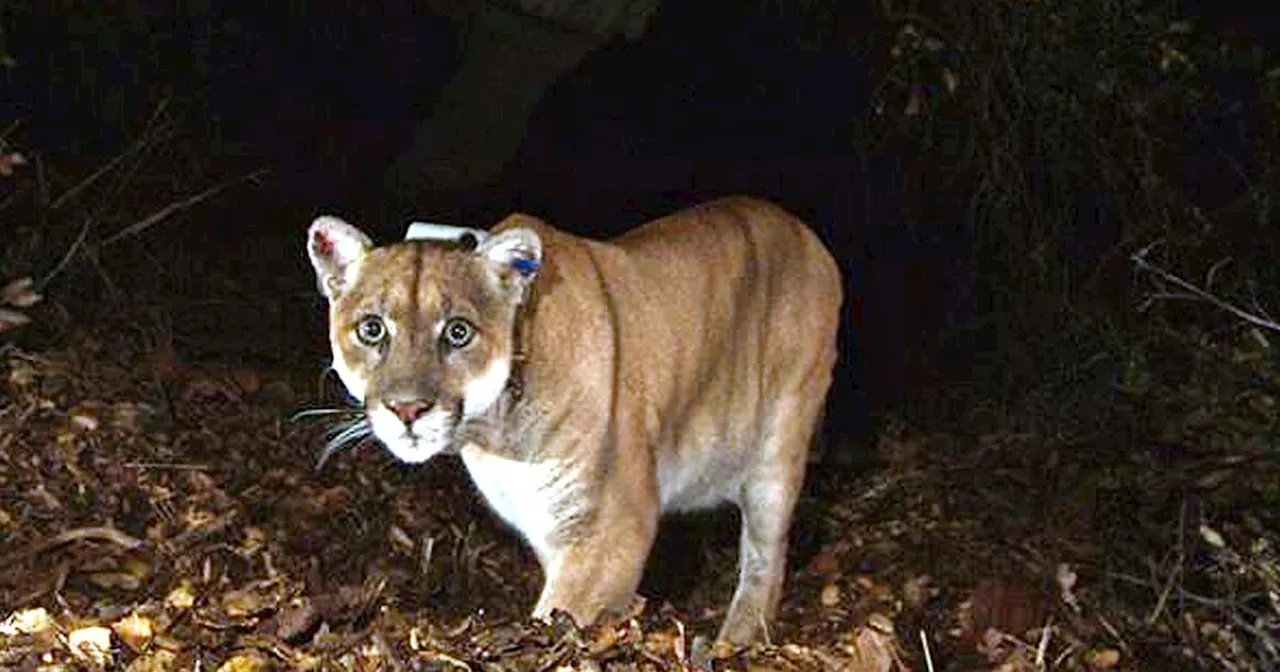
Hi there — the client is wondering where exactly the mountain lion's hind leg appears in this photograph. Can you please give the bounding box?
[717,389,826,646]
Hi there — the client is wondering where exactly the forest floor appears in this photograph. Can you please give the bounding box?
[2,264,1275,672]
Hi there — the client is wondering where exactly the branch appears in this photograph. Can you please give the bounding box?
[1131,242,1280,334]
[98,169,269,248]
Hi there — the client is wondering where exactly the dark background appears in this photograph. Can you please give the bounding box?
[1,0,1273,452]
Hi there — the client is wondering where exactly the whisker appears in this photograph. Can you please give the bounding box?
[323,417,369,445]
[322,418,366,439]
[290,407,361,422]
[315,417,372,471]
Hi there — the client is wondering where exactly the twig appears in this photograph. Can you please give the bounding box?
[39,525,143,552]
[919,629,935,672]
[1052,642,1081,668]
[86,244,121,299]
[50,136,161,211]
[1147,501,1187,624]
[420,535,436,577]
[167,509,238,552]
[0,526,148,567]
[99,168,269,248]
[1109,571,1268,620]
[50,98,176,210]
[422,648,474,671]
[1205,257,1232,292]
[121,462,212,471]
[1035,618,1053,667]
[1093,613,1132,657]
[1132,242,1280,334]
[1248,291,1276,326]
[371,632,408,672]
[35,214,93,292]
[1144,292,1202,304]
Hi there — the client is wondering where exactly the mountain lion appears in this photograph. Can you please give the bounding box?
[307,196,842,645]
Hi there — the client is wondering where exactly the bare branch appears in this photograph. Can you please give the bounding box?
[99,169,269,248]
[35,215,93,291]
[1132,245,1280,334]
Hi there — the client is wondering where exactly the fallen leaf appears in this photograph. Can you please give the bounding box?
[0,307,31,332]
[1,276,41,307]
[110,401,163,432]
[643,628,683,662]
[222,585,276,618]
[821,582,842,607]
[165,581,196,609]
[839,621,899,672]
[113,612,155,652]
[272,597,318,642]
[151,633,186,651]
[216,650,269,672]
[0,152,26,177]
[1200,524,1226,548]
[902,575,933,609]
[89,571,144,591]
[1057,563,1081,613]
[71,412,101,432]
[126,649,178,672]
[0,607,53,635]
[867,613,895,635]
[7,360,37,386]
[1087,648,1122,669]
[961,577,1050,646]
[67,625,114,667]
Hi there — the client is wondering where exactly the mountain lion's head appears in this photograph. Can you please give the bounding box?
[307,215,541,464]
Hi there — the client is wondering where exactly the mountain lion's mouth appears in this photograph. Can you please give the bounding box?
[368,401,459,464]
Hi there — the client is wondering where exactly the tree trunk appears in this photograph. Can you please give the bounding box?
[384,3,654,219]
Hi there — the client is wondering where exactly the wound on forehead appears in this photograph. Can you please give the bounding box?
[313,229,336,256]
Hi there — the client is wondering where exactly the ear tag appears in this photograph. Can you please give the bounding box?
[405,221,491,248]
[512,258,541,277]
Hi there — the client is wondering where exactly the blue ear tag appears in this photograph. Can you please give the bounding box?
[512,257,541,277]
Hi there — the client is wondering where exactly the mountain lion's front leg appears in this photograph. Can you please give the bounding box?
[532,503,658,626]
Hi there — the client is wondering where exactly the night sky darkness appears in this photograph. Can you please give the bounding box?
[1,2,1272,444]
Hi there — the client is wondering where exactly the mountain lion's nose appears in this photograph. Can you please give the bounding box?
[386,400,432,425]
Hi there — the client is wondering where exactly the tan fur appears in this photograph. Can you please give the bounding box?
[307,196,842,645]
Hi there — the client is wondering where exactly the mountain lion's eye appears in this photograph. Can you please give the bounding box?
[355,316,387,346]
[442,318,475,349]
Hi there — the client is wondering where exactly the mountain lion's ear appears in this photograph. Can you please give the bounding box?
[477,226,542,295]
[308,215,373,299]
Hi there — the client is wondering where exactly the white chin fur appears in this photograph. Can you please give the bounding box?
[369,404,453,464]
[463,359,511,417]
